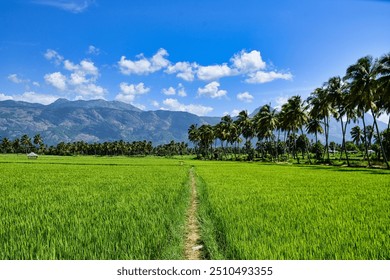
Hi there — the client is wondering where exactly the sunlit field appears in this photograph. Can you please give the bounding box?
[194,161,390,260]
[0,155,190,259]
[1,155,389,260]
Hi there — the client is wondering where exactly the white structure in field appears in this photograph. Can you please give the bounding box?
[27,152,38,159]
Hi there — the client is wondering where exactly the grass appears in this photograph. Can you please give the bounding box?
[1,154,389,260]
[194,161,390,260]
[0,155,190,259]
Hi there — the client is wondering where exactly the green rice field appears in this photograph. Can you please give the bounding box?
[194,161,390,260]
[1,155,389,260]
[0,155,190,259]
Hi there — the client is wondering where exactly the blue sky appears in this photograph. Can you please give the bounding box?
[1,0,389,117]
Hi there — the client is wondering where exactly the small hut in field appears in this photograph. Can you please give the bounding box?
[27,152,38,159]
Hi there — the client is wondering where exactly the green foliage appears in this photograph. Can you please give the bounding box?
[194,161,390,259]
[0,155,190,259]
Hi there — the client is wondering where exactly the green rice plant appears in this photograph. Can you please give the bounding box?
[0,155,190,259]
[195,161,390,260]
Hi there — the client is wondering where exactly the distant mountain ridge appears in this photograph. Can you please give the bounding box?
[0,99,219,145]
[0,99,387,146]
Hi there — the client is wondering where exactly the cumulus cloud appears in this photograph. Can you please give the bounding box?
[165,62,197,81]
[274,96,289,110]
[162,98,213,116]
[14,91,59,105]
[74,84,106,99]
[161,84,187,97]
[44,50,106,99]
[231,50,266,73]
[162,86,176,96]
[44,72,67,91]
[231,109,242,117]
[33,0,94,13]
[237,92,254,103]
[8,74,25,84]
[117,48,292,85]
[115,82,150,104]
[118,48,170,75]
[245,71,293,84]
[151,100,160,107]
[197,81,227,99]
[87,45,100,55]
[0,93,13,101]
[197,64,236,81]
[44,49,64,65]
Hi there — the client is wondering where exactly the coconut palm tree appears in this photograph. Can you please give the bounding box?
[377,52,390,130]
[188,124,200,157]
[283,95,310,162]
[235,110,254,159]
[350,126,363,147]
[307,87,334,161]
[345,55,389,168]
[253,104,279,160]
[306,118,323,144]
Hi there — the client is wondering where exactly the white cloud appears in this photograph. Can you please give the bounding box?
[115,82,150,104]
[162,98,213,116]
[162,86,176,96]
[237,91,254,103]
[177,83,187,97]
[231,50,266,73]
[274,96,289,110]
[8,74,25,84]
[151,100,160,107]
[245,71,293,84]
[13,91,58,105]
[33,0,94,13]
[0,93,13,101]
[75,84,106,99]
[197,81,227,98]
[161,84,187,97]
[87,45,100,55]
[44,72,67,91]
[44,50,106,99]
[231,109,242,117]
[33,81,40,87]
[120,82,150,95]
[165,62,197,81]
[118,48,170,75]
[69,72,88,85]
[197,64,236,81]
[44,49,64,65]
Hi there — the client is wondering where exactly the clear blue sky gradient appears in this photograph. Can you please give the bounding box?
[1,0,389,117]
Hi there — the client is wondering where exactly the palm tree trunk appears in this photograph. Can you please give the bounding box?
[361,113,371,167]
[324,116,330,162]
[371,109,389,169]
[343,120,351,167]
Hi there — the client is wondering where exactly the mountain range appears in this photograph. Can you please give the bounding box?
[0,99,387,146]
[0,99,219,145]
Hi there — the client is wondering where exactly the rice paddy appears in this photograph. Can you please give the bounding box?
[1,155,389,259]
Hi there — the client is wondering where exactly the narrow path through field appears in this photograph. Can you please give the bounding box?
[184,167,203,260]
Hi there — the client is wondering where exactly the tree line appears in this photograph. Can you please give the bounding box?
[0,134,190,157]
[188,53,390,169]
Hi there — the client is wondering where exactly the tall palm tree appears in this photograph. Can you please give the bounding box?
[198,124,214,159]
[306,118,323,144]
[188,124,200,157]
[345,55,389,168]
[254,104,279,160]
[377,52,390,130]
[235,110,254,158]
[326,76,351,163]
[307,87,334,161]
[284,95,310,163]
[350,126,363,147]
